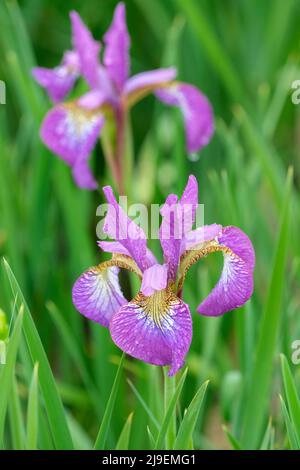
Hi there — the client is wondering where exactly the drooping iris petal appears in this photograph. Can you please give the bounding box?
[72,265,127,327]
[97,241,157,266]
[159,176,198,281]
[110,289,192,375]
[102,186,152,271]
[155,83,214,153]
[141,264,168,297]
[103,2,130,90]
[124,68,177,104]
[32,51,79,103]
[71,156,98,190]
[194,226,255,316]
[40,103,103,189]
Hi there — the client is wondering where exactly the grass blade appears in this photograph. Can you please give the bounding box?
[173,380,209,450]
[241,168,293,448]
[115,412,133,450]
[222,426,243,450]
[26,362,39,450]
[8,378,25,450]
[279,395,300,450]
[3,259,73,449]
[280,354,300,445]
[94,354,124,450]
[0,306,23,448]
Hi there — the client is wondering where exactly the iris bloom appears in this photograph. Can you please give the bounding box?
[32,3,214,190]
[72,176,255,375]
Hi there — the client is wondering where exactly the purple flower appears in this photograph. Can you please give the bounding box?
[72,175,255,375]
[33,3,214,190]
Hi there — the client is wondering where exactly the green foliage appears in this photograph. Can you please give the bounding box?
[0,0,299,450]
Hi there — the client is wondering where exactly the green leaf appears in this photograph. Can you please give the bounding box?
[280,354,300,445]
[127,379,160,431]
[26,362,39,450]
[279,395,300,450]
[3,259,73,449]
[0,306,23,448]
[173,380,209,450]
[94,354,124,450]
[222,426,243,450]
[8,378,25,450]
[115,413,133,450]
[155,368,188,450]
[260,418,274,450]
[241,168,292,448]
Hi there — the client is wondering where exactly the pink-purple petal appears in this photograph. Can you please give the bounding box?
[97,241,157,265]
[124,68,177,96]
[141,264,168,297]
[197,226,255,317]
[103,2,130,90]
[155,83,214,153]
[72,266,127,327]
[102,186,151,271]
[40,104,103,188]
[109,290,192,375]
[70,10,114,96]
[160,176,199,281]
[32,51,79,103]
[181,223,222,254]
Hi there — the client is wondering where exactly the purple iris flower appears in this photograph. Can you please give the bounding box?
[32,3,214,190]
[72,175,255,375]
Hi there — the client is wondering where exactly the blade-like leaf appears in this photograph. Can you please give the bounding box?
[3,259,73,449]
[173,380,209,450]
[94,354,124,450]
[0,306,23,448]
[279,395,300,450]
[280,354,300,445]
[241,169,292,448]
[115,413,133,450]
[222,426,243,450]
[26,363,39,450]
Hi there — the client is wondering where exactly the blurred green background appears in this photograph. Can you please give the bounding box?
[0,0,300,450]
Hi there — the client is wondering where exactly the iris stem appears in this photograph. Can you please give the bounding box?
[115,106,127,195]
[163,368,176,449]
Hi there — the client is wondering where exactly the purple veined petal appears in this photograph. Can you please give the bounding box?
[40,103,104,188]
[155,83,214,153]
[97,241,157,265]
[197,226,255,317]
[72,265,127,327]
[103,2,130,90]
[141,264,168,297]
[102,186,151,271]
[72,156,98,190]
[109,289,192,375]
[159,176,199,281]
[32,51,79,103]
[70,10,114,100]
[181,223,222,254]
[124,68,177,101]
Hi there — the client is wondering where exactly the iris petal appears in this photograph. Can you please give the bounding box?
[32,51,79,103]
[109,289,192,375]
[72,265,127,327]
[178,225,255,316]
[155,83,214,153]
[103,2,130,90]
[102,186,152,271]
[40,103,103,189]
